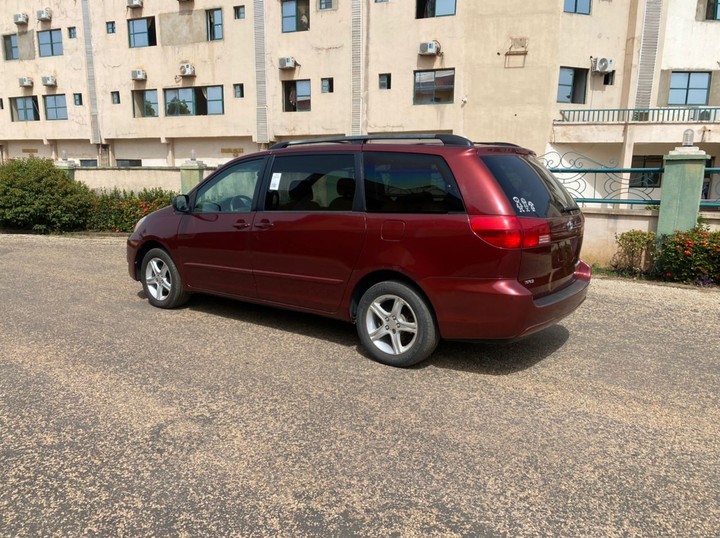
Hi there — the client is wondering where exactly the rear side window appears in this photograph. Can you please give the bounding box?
[363,152,464,213]
[264,154,356,211]
[480,155,578,218]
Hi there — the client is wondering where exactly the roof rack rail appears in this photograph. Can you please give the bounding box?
[473,141,522,148]
[269,134,474,150]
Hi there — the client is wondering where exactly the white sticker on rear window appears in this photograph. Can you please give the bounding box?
[269,173,282,191]
[513,197,536,214]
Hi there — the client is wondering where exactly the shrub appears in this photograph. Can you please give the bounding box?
[89,188,176,233]
[654,226,720,286]
[611,230,656,276]
[0,158,96,232]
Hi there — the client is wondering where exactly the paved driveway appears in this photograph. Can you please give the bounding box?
[0,234,718,537]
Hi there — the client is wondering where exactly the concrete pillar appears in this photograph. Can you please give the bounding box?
[657,144,709,236]
[180,158,206,194]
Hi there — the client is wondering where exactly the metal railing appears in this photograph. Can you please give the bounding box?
[557,107,720,124]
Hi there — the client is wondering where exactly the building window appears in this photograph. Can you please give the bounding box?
[319,0,335,9]
[128,17,157,48]
[669,72,711,106]
[234,83,245,98]
[132,90,159,118]
[379,73,392,89]
[321,78,334,93]
[282,0,310,32]
[44,95,68,120]
[106,21,116,34]
[164,86,224,116]
[630,156,663,188]
[111,91,121,104]
[3,34,19,61]
[557,67,588,104]
[707,0,720,19]
[234,5,246,19]
[74,93,83,106]
[414,69,455,105]
[207,9,223,41]
[10,96,40,122]
[603,71,615,86]
[117,159,142,168]
[375,0,388,3]
[80,160,98,167]
[416,0,456,18]
[38,29,63,57]
[283,80,311,111]
[0,98,4,110]
[68,27,77,39]
[564,0,591,14]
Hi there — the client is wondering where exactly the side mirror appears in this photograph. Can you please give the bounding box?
[172,195,190,213]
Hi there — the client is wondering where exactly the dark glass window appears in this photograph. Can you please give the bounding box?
[128,18,157,48]
[10,96,40,122]
[379,73,391,89]
[630,155,663,188]
[363,152,464,213]
[3,34,19,60]
[557,67,588,104]
[282,0,310,32]
[207,9,223,41]
[165,86,224,116]
[44,94,68,120]
[414,69,455,105]
[416,0,456,18]
[234,6,246,19]
[283,80,311,111]
[133,90,159,118]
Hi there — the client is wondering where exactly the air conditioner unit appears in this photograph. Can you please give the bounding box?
[42,76,57,86]
[278,57,296,69]
[179,63,195,76]
[592,57,615,74]
[19,77,34,87]
[419,40,441,56]
[127,0,143,7]
[131,69,147,80]
[37,8,52,21]
[14,13,29,25]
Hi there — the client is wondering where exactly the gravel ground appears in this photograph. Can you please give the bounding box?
[0,234,718,537]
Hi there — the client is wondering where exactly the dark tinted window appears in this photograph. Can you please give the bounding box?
[481,155,578,218]
[363,152,464,213]
[265,154,356,211]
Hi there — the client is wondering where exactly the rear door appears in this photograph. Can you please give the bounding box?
[480,154,584,297]
[251,152,366,313]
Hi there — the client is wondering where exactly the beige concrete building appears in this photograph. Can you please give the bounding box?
[1,0,719,200]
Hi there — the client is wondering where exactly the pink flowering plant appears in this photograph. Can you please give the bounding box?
[654,226,720,286]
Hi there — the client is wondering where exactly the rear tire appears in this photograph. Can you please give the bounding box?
[140,248,189,309]
[356,281,439,367]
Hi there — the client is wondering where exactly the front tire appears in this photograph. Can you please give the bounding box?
[357,281,439,367]
[140,248,189,309]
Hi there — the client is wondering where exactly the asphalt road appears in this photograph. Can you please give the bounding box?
[0,234,718,537]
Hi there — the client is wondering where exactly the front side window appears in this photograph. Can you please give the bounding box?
[707,0,720,19]
[44,95,68,120]
[195,159,265,213]
[416,0,456,18]
[132,90,159,118]
[264,154,356,212]
[207,9,223,41]
[557,67,588,104]
[668,72,711,106]
[282,0,310,32]
[128,17,157,48]
[10,96,40,122]
[564,0,591,14]
[414,69,455,105]
[3,34,19,60]
[165,86,224,116]
[283,80,311,111]
[38,29,63,57]
[364,152,464,213]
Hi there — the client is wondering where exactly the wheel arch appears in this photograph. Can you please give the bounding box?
[349,270,437,324]
[134,240,169,280]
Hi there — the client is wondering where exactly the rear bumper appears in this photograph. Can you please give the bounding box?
[426,261,591,340]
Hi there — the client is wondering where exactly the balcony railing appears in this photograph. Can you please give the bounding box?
[557,107,720,124]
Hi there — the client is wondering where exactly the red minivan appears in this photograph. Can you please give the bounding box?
[127,134,591,366]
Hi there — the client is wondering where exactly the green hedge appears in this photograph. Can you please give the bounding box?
[0,158,176,234]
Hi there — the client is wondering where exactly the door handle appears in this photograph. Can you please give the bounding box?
[233,220,250,229]
[254,220,274,230]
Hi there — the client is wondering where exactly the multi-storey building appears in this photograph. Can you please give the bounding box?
[1,1,719,198]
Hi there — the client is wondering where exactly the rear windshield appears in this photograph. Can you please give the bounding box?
[480,155,579,218]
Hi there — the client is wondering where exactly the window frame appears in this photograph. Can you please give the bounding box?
[106,21,116,34]
[321,77,334,93]
[194,158,266,214]
[707,0,720,20]
[629,155,663,188]
[413,69,455,105]
[234,83,245,98]
[319,0,335,10]
[132,89,159,118]
[207,8,224,41]
[234,5,246,19]
[10,96,40,122]
[416,0,456,19]
[38,29,63,57]
[3,34,19,61]
[668,71,711,106]
[557,66,588,104]
[283,79,312,112]
[379,73,392,90]
[44,94,68,121]
[128,17,157,48]
[282,0,310,32]
[164,86,225,117]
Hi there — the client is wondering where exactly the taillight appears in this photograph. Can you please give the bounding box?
[470,216,551,249]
